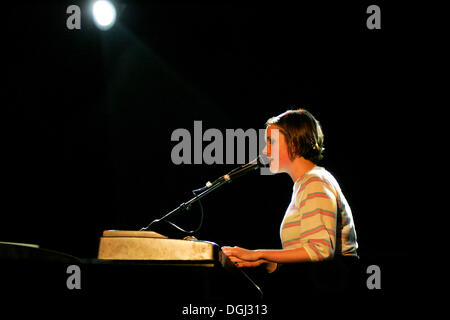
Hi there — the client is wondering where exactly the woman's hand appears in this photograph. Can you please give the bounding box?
[226,256,265,268]
[222,246,277,273]
[222,246,261,262]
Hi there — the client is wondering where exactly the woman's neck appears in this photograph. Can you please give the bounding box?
[288,157,316,183]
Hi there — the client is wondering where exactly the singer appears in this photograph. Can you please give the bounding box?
[222,109,358,283]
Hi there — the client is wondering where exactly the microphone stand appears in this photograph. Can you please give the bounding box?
[140,161,261,232]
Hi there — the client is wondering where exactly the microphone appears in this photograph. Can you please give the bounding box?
[193,155,270,193]
[221,154,270,180]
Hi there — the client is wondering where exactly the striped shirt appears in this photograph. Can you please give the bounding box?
[280,166,358,261]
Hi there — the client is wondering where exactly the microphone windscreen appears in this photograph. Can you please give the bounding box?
[257,154,271,168]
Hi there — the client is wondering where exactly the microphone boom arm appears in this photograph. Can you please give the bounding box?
[140,156,267,232]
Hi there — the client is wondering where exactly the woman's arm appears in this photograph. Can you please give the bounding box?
[226,256,278,273]
[222,246,312,272]
[258,247,312,263]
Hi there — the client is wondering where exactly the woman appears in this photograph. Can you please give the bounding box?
[222,109,358,277]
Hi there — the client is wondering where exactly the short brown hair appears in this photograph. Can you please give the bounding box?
[265,109,325,163]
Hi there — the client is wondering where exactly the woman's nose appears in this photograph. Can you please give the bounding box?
[262,144,270,157]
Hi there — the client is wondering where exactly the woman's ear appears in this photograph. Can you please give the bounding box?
[287,142,298,161]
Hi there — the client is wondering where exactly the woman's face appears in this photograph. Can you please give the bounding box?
[263,125,292,174]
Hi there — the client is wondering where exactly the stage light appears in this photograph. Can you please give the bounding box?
[92,0,117,30]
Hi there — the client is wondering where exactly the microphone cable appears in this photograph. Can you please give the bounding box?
[140,188,205,235]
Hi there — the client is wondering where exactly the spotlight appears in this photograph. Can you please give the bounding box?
[92,0,117,30]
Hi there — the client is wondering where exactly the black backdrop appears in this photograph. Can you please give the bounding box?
[4,1,417,281]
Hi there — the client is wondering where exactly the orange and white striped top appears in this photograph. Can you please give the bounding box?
[280,166,358,261]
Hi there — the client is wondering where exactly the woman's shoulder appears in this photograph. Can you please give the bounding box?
[298,166,339,194]
[301,166,332,184]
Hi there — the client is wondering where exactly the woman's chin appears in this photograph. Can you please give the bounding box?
[269,163,280,174]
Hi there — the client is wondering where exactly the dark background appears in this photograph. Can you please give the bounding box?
[4,1,416,271]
